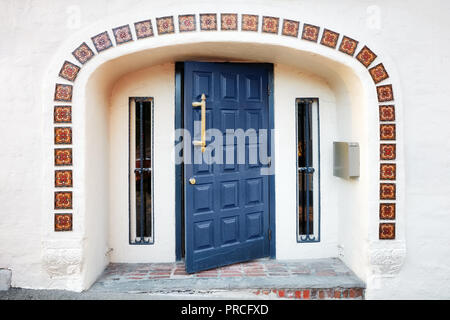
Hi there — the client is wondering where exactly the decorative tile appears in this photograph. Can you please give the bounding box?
[380,203,396,220]
[58,61,80,82]
[380,124,396,140]
[380,163,396,180]
[156,16,175,35]
[112,25,133,45]
[301,24,320,42]
[320,29,340,48]
[380,144,396,160]
[200,14,217,31]
[221,14,237,31]
[356,45,377,67]
[369,63,389,84]
[55,214,73,232]
[55,191,72,209]
[379,223,395,240]
[54,84,73,102]
[72,42,95,65]
[55,148,73,166]
[55,170,73,188]
[54,106,72,123]
[91,31,113,53]
[262,16,279,34]
[338,36,359,56]
[241,14,258,32]
[377,84,394,102]
[281,19,299,37]
[178,15,196,32]
[380,183,396,200]
[379,105,395,122]
[134,20,154,39]
[55,127,72,145]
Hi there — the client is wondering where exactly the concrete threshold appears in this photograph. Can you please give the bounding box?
[0,258,365,300]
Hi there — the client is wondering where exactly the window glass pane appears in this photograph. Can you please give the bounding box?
[297,100,316,239]
[135,102,141,166]
[144,101,152,168]
[131,99,153,242]
[135,171,152,238]
[298,173,313,235]
[297,102,312,167]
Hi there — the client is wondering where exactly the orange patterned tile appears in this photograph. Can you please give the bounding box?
[54,84,73,102]
[134,20,154,39]
[179,15,196,32]
[54,106,71,123]
[356,45,377,67]
[241,14,258,31]
[380,124,396,140]
[262,16,279,34]
[55,127,72,145]
[113,24,133,44]
[339,36,359,56]
[301,24,320,42]
[380,203,396,220]
[380,144,396,160]
[59,61,80,82]
[55,148,72,166]
[377,84,394,102]
[156,16,175,35]
[281,19,299,37]
[221,14,237,30]
[379,223,395,239]
[200,14,217,31]
[369,63,389,84]
[380,163,396,180]
[380,183,396,200]
[379,105,395,121]
[55,170,73,188]
[55,214,72,231]
[320,29,339,48]
[55,191,72,209]
[72,42,95,64]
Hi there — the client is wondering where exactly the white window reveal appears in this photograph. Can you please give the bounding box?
[129,97,154,244]
[296,98,321,242]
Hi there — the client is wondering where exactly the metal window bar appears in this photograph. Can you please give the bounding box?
[130,97,153,245]
[297,98,320,243]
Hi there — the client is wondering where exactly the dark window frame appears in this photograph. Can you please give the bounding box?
[129,97,154,245]
[296,98,321,243]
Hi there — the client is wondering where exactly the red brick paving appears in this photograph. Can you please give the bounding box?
[98,259,364,299]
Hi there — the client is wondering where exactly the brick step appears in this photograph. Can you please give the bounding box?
[252,288,364,299]
[90,258,365,300]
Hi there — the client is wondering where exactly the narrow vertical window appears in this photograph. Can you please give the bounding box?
[296,98,320,242]
[130,97,154,244]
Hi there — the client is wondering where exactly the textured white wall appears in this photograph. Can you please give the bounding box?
[274,64,339,259]
[0,0,449,298]
[108,63,176,263]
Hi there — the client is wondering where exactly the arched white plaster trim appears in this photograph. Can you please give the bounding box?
[40,8,405,292]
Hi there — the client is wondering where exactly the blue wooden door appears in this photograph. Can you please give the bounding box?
[184,62,272,273]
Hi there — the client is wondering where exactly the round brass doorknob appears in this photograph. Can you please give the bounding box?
[189,178,196,185]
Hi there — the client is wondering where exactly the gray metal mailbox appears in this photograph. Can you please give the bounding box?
[333,142,360,179]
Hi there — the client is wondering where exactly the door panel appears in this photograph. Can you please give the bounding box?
[184,62,272,273]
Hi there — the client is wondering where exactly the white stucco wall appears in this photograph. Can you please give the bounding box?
[274,64,339,259]
[109,63,176,263]
[0,0,449,298]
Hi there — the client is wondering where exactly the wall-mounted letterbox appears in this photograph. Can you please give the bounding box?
[333,142,360,179]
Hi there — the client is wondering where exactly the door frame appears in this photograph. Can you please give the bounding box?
[174,61,276,261]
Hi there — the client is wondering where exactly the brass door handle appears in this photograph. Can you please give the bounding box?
[192,94,206,153]
[189,178,196,185]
